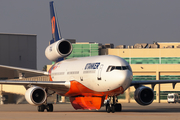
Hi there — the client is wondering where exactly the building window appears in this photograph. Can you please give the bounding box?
[123,57,180,64]
[133,75,156,81]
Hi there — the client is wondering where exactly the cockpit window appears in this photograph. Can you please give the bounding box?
[106,65,131,72]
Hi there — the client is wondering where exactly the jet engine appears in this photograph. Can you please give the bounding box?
[25,86,47,106]
[134,86,154,105]
[45,39,72,61]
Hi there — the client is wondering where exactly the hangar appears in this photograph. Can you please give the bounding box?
[0,33,37,78]
[0,33,37,104]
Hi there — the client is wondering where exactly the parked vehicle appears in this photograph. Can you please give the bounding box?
[167,93,179,103]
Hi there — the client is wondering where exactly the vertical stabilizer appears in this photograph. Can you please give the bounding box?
[49,1,62,44]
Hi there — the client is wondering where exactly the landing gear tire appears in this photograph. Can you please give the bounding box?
[106,104,111,113]
[38,104,53,112]
[106,96,122,113]
[47,104,53,112]
[111,105,115,113]
[115,103,122,112]
[38,105,45,112]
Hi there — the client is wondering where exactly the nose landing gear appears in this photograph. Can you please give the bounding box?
[105,96,122,113]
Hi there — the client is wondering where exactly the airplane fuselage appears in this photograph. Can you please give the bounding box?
[49,55,133,97]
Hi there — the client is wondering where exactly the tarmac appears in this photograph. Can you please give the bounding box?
[0,103,180,120]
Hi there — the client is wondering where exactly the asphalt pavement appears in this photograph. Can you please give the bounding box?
[0,103,180,120]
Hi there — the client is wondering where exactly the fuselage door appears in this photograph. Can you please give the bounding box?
[97,64,104,80]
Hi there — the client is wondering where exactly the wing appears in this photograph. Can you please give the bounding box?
[0,80,70,94]
[0,65,71,94]
[0,64,49,76]
[131,80,180,89]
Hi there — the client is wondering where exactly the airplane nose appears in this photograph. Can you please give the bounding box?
[118,70,133,91]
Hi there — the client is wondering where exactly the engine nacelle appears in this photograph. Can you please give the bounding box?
[134,86,154,105]
[25,86,47,106]
[45,39,72,61]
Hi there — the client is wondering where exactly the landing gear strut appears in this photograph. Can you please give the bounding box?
[37,89,55,112]
[105,96,122,113]
[38,104,53,112]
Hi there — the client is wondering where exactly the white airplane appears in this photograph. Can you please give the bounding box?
[0,1,180,113]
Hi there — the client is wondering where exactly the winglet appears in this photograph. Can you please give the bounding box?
[49,1,62,44]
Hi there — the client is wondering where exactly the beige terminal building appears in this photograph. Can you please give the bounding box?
[0,34,180,104]
[101,42,180,103]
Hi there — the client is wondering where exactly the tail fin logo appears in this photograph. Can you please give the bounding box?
[51,16,55,34]
[49,1,62,43]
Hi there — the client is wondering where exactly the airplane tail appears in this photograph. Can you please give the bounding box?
[45,1,73,62]
[49,1,62,44]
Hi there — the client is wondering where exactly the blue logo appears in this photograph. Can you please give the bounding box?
[85,62,100,70]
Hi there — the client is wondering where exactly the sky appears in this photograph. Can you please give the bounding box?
[0,0,180,70]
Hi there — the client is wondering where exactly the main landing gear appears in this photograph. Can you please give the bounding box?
[106,96,122,113]
[38,104,53,112]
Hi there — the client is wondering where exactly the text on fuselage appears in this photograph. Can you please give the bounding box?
[84,62,100,70]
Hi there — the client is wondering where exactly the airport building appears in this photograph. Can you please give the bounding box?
[0,33,37,104]
[66,42,99,59]
[0,33,37,79]
[100,42,180,103]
